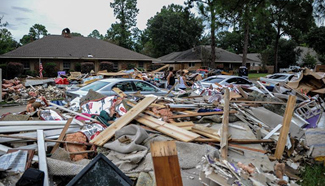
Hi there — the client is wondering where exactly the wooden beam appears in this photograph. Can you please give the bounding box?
[193,138,274,144]
[191,125,221,140]
[230,100,286,105]
[37,130,49,186]
[169,110,237,119]
[91,96,157,146]
[274,95,297,159]
[51,118,73,154]
[151,64,169,73]
[220,88,230,160]
[136,114,200,142]
[112,87,127,98]
[237,86,248,99]
[0,134,92,146]
[228,143,267,154]
[151,141,183,186]
[164,82,178,97]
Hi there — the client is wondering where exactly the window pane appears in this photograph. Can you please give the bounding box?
[202,77,224,83]
[81,81,109,91]
[226,78,237,83]
[112,82,134,92]
[134,81,156,91]
[63,62,70,69]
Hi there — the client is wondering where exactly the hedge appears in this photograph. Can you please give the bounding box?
[81,62,95,73]
[99,61,114,72]
[44,62,58,77]
[7,62,24,79]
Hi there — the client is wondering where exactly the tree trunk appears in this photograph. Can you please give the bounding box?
[210,7,216,69]
[242,22,249,66]
[274,26,281,73]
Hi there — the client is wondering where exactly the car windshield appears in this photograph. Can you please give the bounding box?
[269,75,287,80]
[202,77,224,83]
[80,81,110,91]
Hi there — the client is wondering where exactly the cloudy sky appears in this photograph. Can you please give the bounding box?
[1,0,187,41]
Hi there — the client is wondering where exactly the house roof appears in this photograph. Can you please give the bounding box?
[295,46,320,65]
[157,45,254,64]
[239,53,262,63]
[0,35,153,61]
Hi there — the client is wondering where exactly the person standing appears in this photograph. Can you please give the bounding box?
[167,67,175,89]
[178,71,188,90]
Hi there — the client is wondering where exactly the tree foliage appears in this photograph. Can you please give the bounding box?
[88,29,103,40]
[106,0,139,50]
[144,4,204,58]
[0,17,19,54]
[302,52,317,68]
[20,24,48,45]
[71,32,83,37]
[306,26,325,55]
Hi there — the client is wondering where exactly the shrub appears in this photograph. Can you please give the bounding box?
[81,62,94,73]
[127,63,136,69]
[24,70,38,77]
[7,62,24,79]
[43,62,58,77]
[0,63,7,79]
[99,61,114,72]
[249,70,257,73]
[75,62,81,71]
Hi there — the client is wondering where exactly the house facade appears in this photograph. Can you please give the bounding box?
[156,46,254,71]
[0,29,154,75]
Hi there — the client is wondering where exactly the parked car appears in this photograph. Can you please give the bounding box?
[200,75,255,89]
[259,73,295,86]
[279,66,300,73]
[66,79,169,100]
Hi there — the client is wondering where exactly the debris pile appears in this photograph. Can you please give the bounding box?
[0,68,324,186]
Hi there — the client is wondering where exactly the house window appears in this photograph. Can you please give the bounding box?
[22,62,30,69]
[63,62,70,69]
[138,61,144,68]
[113,62,118,70]
[189,62,195,67]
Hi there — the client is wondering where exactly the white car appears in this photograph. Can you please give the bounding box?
[200,75,255,89]
[259,73,295,86]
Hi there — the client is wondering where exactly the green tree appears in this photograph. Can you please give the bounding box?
[268,0,315,72]
[88,29,103,39]
[0,17,19,54]
[20,24,48,45]
[186,0,221,68]
[106,0,139,50]
[302,52,317,68]
[71,32,83,36]
[306,26,325,55]
[144,4,204,58]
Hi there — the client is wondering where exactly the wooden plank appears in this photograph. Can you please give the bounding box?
[191,129,220,141]
[192,125,221,140]
[220,88,230,160]
[112,87,127,98]
[91,96,157,146]
[51,118,73,154]
[170,122,194,130]
[164,82,178,97]
[37,130,49,186]
[151,141,183,186]
[136,114,200,142]
[151,64,169,73]
[237,86,248,99]
[229,143,267,154]
[193,138,273,144]
[230,100,286,105]
[169,110,237,119]
[274,95,297,159]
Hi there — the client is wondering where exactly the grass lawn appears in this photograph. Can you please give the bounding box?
[299,164,325,186]
[248,73,269,80]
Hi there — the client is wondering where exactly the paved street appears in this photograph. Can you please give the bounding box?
[0,105,26,116]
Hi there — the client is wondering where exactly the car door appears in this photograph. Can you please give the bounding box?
[133,81,163,95]
[111,81,136,95]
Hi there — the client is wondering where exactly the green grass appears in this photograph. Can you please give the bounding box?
[248,73,269,80]
[299,164,325,186]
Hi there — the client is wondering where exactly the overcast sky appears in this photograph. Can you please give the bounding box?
[1,0,187,41]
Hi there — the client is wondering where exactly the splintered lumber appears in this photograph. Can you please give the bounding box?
[136,114,200,142]
[112,87,127,98]
[228,144,267,154]
[37,130,49,186]
[51,118,73,154]
[191,125,221,141]
[151,141,183,186]
[275,95,297,159]
[0,134,92,146]
[151,64,169,73]
[91,96,157,146]
[194,138,274,144]
[220,88,230,160]
[169,110,237,119]
[170,121,194,130]
[230,100,286,105]
[237,86,248,99]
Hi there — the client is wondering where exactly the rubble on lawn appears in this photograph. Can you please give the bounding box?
[0,68,324,186]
